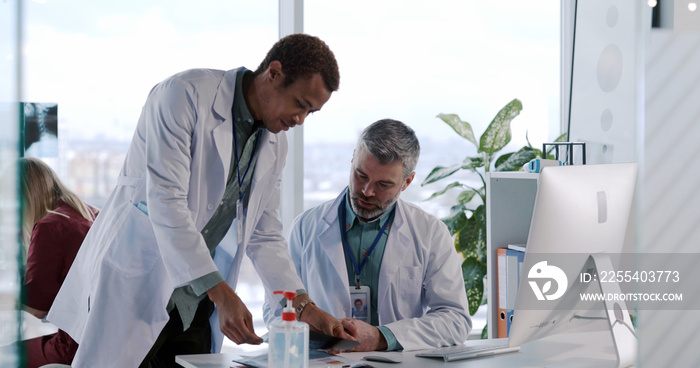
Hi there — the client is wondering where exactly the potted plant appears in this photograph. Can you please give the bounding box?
[421,98,565,337]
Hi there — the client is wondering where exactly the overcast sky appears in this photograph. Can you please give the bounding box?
[17,0,560,150]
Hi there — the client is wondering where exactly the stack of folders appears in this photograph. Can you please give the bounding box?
[497,244,526,338]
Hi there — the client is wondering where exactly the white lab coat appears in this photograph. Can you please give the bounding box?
[263,190,471,351]
[47,68,304,368]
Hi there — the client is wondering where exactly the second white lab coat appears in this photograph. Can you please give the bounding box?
[47,68,304,368]
[264,190,471,351]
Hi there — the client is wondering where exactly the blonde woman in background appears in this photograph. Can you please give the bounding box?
[19,157,98,368]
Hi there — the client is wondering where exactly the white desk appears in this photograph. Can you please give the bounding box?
[177,330,630,368]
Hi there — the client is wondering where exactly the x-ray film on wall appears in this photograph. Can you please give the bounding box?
[22,102,58,157]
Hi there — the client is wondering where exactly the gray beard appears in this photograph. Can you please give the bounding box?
[348,190,399,222]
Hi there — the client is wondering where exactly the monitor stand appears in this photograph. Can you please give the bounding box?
[580,254,638,368]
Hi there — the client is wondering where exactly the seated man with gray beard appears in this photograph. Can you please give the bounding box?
[264,119,471,351]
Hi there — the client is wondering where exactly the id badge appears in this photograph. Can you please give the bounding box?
[236,199,243,244]
[350,285,371,324]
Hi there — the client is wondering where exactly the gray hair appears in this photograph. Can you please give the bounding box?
[356,119,420,179]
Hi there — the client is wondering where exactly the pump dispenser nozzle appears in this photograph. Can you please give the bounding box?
[274,290,298,322]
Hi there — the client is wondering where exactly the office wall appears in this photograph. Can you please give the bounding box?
[564,2,700,365]
[638,29,700,367]
[568,0,641,164]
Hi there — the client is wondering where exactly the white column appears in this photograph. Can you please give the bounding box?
[279,0,305,233]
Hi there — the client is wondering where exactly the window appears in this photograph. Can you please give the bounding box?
[22,0,278,208]
[17,0,278,352]
[304,0,561,333]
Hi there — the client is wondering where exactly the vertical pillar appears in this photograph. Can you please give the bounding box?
[279,0,305,232]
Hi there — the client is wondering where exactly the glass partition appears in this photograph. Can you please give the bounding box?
[0,0,22,366]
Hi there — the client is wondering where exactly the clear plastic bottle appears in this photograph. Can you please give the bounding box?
[268,290,309,368]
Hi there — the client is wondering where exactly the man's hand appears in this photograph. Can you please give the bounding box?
[206,281,263,345]
[340,318,388,352]
[294,296,352,340]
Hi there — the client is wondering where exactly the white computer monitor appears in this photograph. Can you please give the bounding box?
[507,163,638,367]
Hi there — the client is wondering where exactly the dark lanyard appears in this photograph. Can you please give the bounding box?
[232,123,262,201]
[339,193,396,289]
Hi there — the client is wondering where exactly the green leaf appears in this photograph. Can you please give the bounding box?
[494,152,514,170]
[495,146,538,172]
[479,99,523,154]
[450,203,468,214]
[482,152,495,173]
[462,256,487,316]
[422,164,462,185]
[473,205,487,259]
[457,205,486,259]
[423,181,463,201]
[441,210,467,236]
[461,156,484,171]
[466,284,484,317]
[457,224,477,257]
[481,323,489,339]
[437,113,479,148]
[462,256,487,285]
[456,189,478,205]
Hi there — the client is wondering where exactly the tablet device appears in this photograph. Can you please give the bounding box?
[261,330,360,351]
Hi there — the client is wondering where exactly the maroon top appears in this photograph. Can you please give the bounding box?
[23,199,96,367]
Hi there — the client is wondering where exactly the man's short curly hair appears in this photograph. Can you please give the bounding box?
[254,33,339,92]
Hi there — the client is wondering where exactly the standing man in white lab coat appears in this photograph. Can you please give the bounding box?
[47,34,348,368]
[264,119,471,351]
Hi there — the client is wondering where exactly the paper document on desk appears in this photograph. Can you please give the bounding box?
[237,332,365,368]
[232,350,374,368]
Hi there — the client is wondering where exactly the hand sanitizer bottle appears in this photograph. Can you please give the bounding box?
[268,290,309,368]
